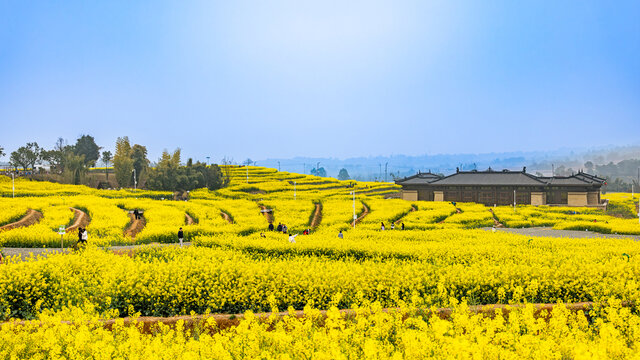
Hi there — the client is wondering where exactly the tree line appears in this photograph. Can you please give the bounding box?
[0,136,226,192]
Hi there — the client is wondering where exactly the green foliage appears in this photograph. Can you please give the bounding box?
[337,168,350,180]
[10,142,42,170]
[113,137,133,188]
[146,149,223,191]
[311,167,327,177]
[101,150,112,181]
[73,135,101,167]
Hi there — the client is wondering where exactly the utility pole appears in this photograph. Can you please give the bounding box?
[513,189,516,212]
[206,156,210,166]
[552,164,555,176]
[385,162,388,182]
[246,166,249,184]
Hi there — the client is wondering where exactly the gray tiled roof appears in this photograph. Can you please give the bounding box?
[398,169,605,187]
[430,171,545,186]
[395,172,442,185]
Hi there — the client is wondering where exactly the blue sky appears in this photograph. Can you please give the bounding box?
[1,1,638,163]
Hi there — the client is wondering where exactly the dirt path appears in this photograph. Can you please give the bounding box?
[185,213,196,225]
[488,209,504,228]
[67,208,90,232]
[309,203,323,228]
[220,210,233,224]
[353,203,369,226]
[485,227,640,240]
[5,300,622,334]
[394,205,416,225]
[259,205,274,224]
[0,209,43,232]
[124,213,146,238]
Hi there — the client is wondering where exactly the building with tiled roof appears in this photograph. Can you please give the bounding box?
[395,167,605,206]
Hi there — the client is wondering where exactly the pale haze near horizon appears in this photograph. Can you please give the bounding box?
[1,1,639,163]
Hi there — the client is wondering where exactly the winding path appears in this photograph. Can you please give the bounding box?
[124,212,146,238]
[353,203,369,226]
[394,205,416,225]
[259,205,275,224]
[185,213,196,225]
[0,209,43,232]
[66,208,90,232]
[309,203,323,228]
[220,210,233,224]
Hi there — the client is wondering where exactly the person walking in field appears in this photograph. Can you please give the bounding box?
[381,222,385,231]
[77,227,84,245]
[391,223,395,230]
[282,224,288,234]
[288,233,298,244]
[268,222,274,231]
[401,223,405,230]
[276,223,282,232]
[178,227,184,247]
[133,209,140,220]
[338,230,343,239]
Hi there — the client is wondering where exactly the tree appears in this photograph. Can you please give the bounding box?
[101,151,112,181]
[584,161,594,173]
[311,167,327,177]
[10,142,42,171]
[243,158,254,166]
[146,154,223,191]
[113,137,133,188]
[73,135,101,167]
[64,153,87,185]
[337,168,350,180]
[0,145,4,158]
[131,144,149,186]
[41,137,72,173]
[221,157,234,186]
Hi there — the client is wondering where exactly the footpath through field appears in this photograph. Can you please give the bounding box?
[2,242,192,261]
[484,226,640,240]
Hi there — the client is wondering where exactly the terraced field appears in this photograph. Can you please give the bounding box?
[1,167,640,358]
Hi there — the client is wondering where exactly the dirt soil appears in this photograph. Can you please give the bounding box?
[260,205,275,224]
[395,205,416,225]
[220,211,233,224]
[309,203,323,228]
[488,209,504,228]
[124,213,146,239]
[0,209,43,232]
[185,213,196,225]
[353,203,369,226]
[35,301,624,335]
[67,208,91,232]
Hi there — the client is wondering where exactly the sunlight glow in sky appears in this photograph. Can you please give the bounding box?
[1,1,638,162]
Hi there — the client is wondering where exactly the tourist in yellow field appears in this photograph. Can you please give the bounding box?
[177,227,184,247]
[338,230,343,239]
[401,223,405,230]
[391,223,395,230]
[288,233,298,243]
[82,228,88,243]
[276,223,282,232]
[381,222,385,231]
[268,222,274,231]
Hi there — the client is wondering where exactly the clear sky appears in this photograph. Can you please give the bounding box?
[1,1,638,163]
